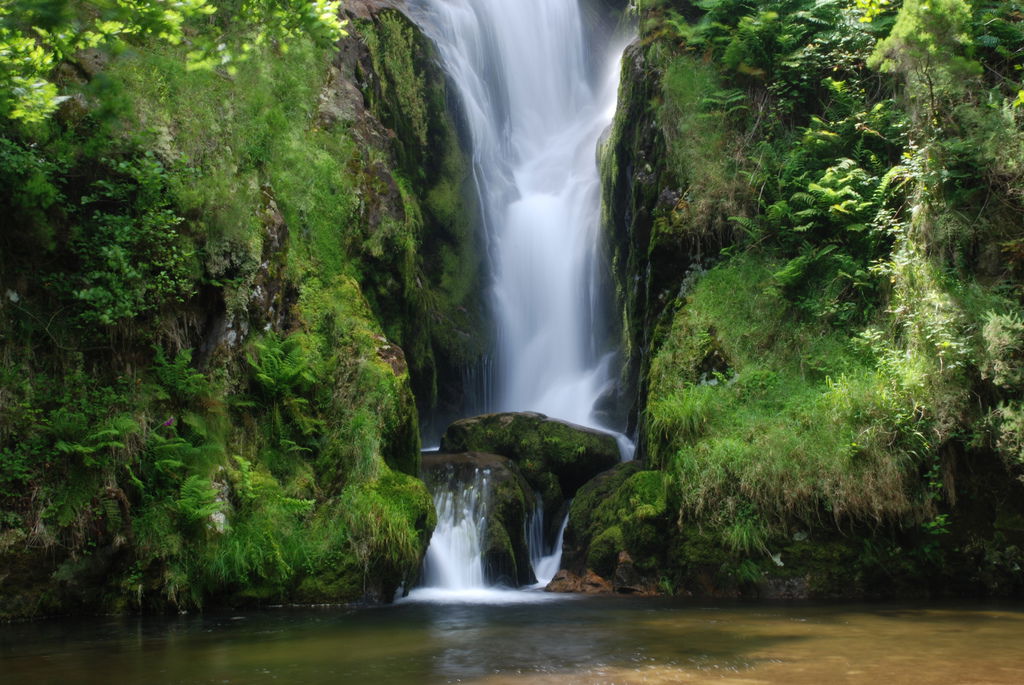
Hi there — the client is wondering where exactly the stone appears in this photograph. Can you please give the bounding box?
[75,48,109,79]
[545,569,613,594]
[440,412,621,498]
[612,551,653,595]
[345,0,407,20]
[545,569,582,593]
[580,570,613,594]
[590,373,631,428]
[560,461,642,574]
[757,576,810,600]
[439,412,621,556]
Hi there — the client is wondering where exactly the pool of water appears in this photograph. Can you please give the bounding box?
[3,595,1023,684]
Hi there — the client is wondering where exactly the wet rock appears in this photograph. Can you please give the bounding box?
[440,412,620,498]
[561,461,642,574]
[545,569,613,594]
[590,377,630,429]
[581,570,613,594]
[440,412,621,554]
[758,576,810,600]
[545,569,582,593]
[612,551,654,595]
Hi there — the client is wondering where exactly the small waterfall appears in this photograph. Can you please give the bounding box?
[527,495,571,587]
[420,469,490,590]
[406,463,564,603]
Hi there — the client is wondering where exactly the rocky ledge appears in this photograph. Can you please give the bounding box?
[440,412,621,509]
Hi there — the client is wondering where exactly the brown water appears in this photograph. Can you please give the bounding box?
[2,596,1023,684]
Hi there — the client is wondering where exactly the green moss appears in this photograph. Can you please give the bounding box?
[0,8,452,616]
[644,253,928,551]
[299,275,421,479]
[588,526,624,577]
[441,413,620,498]
[658,56,748,239]
[565,462,674,576]
[359,12,429,152]
[355,8,485,422]
[569,462,641,537]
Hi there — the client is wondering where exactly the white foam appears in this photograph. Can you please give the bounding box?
[399,587,576,605]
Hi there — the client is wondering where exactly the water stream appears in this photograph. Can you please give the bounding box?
[407,0,630,596]
[527,497,571,587]
[419,469,490,591]
[6,600,1023,683]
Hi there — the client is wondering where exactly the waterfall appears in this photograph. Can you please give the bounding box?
[404,0,630,599]
[527,495,571,587]
[408,0,628,428]
[406,466,567,603]
[420,469,489,590]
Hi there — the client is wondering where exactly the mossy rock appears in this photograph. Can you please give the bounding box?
[294,556,364,604]
[561,461,643,574]
[353,7,486,429]
[587,525,625,578]
[439,412,621,499]
[422,452,535,586]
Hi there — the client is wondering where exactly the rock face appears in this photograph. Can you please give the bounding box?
[421,452,535,586]
[336,5,487,444]
[545,461,669,596]
[612,551,656,595]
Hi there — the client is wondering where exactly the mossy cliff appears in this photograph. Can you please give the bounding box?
[351,6,487,431]
[584,0,1024,598]
[0,2,480,618]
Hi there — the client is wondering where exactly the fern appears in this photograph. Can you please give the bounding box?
[50,410,139,467]
[730,214,763,239]
[177,475,223,525]
[153,347,209,405]
[100,495,123,534]
[249,333,316,400]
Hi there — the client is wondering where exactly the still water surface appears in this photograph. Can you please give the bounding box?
[2,595,1023,684]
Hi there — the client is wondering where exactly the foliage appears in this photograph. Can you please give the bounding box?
[647,256,930,546]
[176,475,223,526]
[0,3,446,617]
[360,12,428,148]
[152,347,210,406]
[67,154,196,324]
[619,0,1024,594]
[869,0,982,115]
[0,134,62,248]
[0,0,346,123]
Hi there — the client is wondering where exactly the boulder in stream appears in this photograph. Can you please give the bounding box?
[439,412,620,504]
[545,569,612,594]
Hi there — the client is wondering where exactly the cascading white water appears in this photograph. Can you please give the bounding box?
[420,469,489,589]
[527,495,571,587]
[408,0,627,428]
[404,0,630,600]
[406,465,566,603]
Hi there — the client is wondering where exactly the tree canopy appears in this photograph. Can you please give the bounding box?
[0,0,347,123]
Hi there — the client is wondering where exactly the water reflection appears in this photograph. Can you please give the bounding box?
[2,598,1023,684]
